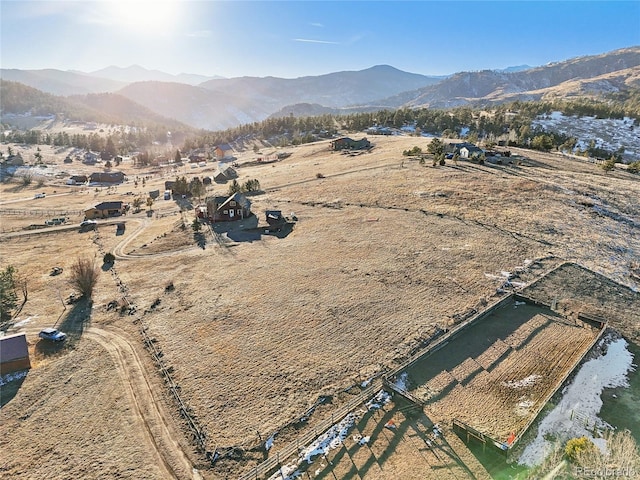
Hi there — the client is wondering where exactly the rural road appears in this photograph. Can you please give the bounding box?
[110,216,201,260]
[85,326,202,480]
[0,191,74,205]
[11,322,202,480]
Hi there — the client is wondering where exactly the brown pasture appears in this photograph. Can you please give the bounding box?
[1,136,639,479]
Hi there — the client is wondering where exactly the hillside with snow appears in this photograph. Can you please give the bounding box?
[532,112,640,162]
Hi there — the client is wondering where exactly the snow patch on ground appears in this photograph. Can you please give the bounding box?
[269,389,391,480]
[518,338,635,467]
[0,370,28,387]
[265,434,275,451]
[503,374,541,389]
[12,315,37,328]
[360,377,373,388]
[532,113,639,162]
[393,372,409,391]
[366,389,391,410]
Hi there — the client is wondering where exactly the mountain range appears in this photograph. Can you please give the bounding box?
[1,47,639,132]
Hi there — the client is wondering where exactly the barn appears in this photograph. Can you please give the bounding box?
[89,171,125,184]
[0,333,31,374]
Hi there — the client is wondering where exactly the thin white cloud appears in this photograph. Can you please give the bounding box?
[294,38,340,45]
[186,30,213,38]
[310,22,324,28]
[346,32,367,45]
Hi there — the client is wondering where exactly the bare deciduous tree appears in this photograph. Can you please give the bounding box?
[68,257,99,298]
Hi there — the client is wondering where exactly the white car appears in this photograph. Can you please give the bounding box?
[80,220,97,230]
[39,328,67,342]
[34,193,46,199]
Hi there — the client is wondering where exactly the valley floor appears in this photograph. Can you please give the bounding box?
[1,135,638,479]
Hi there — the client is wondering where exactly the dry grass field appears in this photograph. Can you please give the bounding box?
[1,135,639,479]
[404,299,602,444]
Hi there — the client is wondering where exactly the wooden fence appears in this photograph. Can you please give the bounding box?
[385,293,515,381]
[91,228,215,462]
[452,419,508,456]
[239,295,516,479]
[0,208,84,216]
[238,380,382,480]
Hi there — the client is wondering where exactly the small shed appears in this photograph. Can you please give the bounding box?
[265,210,284,226]
[0,333,31,374]
[459,145,484,159]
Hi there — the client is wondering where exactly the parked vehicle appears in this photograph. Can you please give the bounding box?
[80,220,97,230]
[34,193,46,199]
[49,266,63,276]
[39,328,67,342]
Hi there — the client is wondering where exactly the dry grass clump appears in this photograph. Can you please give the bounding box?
[570,430,640,477]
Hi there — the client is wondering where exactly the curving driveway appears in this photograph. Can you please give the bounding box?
[85,326,202,480]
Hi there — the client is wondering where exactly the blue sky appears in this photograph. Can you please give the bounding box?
[1,1,639,78]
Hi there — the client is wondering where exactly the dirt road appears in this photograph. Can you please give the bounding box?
[84,326,201,480]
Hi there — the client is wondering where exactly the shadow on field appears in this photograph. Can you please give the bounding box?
[225,229,262,243]
[194,232,207,249]
[226,222,295,243]
[311,402,409,480]
[7,183,31,193]
[56,296,93,344]
[0,370,28,407]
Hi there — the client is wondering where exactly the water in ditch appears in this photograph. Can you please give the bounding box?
[466,338,639,479]
[599,339,640,442]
